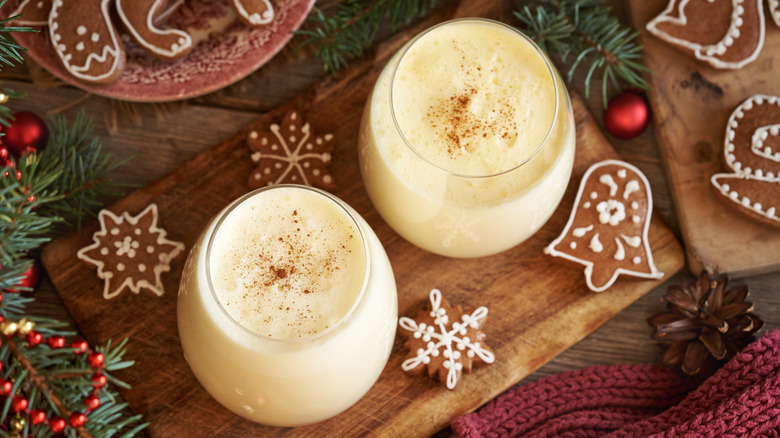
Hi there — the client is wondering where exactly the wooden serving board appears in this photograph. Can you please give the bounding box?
[41,3,684,437]
[629,2,780,277]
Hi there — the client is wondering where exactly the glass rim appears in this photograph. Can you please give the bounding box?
[389,17,560,179]
[204,184,372,345]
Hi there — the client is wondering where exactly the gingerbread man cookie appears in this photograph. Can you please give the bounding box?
[116,0,193,61]
[77,204,185,300]
[711,94,780,227]
[9,0,52,26]
[49,0,126,84]
[646,0,765,69]
[229,0,275,27]
[544,160,664,292]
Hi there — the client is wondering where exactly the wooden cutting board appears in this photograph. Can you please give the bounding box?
[41,2,684,436]
[629,2,780,277]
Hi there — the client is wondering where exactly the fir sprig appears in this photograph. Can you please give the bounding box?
[514,0,651,104]
[297,0,439,73]
[0,0,37,127]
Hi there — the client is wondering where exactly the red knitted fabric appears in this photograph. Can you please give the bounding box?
[451,329,780,438]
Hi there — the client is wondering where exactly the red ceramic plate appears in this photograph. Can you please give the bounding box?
[8,0,314,102]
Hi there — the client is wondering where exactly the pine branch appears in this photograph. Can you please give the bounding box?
[297,0,439,73]
[514,0,651,105]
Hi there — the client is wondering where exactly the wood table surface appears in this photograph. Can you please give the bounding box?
[1,0,778,435]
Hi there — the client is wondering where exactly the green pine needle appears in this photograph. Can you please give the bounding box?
[515,0,651,105]
[297,0,439,73]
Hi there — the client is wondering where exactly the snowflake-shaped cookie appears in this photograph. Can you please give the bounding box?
[398,289,495,390]
[246,111,336,190]
[77,204,185,300]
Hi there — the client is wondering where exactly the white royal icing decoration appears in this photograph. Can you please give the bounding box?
[116,0,193,58]
[623,180,640,199]
[600,173,619,196]
[589,233,603,253]
[231,0,275,25]
[398,289,494,390]
[613,237,625,261]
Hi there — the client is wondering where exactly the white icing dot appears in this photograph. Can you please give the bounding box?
[754,202,763,212]
[77,26,87,35]
[275,163,282,169]
[76,42,84,51]
[264,168,271,175]
[91,33,100,43]
[306,143,313,150]
[312,169,320,176]
[260,137,267,145]
[633,215,640,223]
[134,228,142,235]
[138,264,146,272]
[324,134,334,141]
[117,263,125,271]
[583,202,591,208]
[633,256,641,265]
[570,241,577,249]
[271,144,278,151]
[100,247,109,255]
[110,227,120,235]
[303,162,310,168]
[631,201,639,210]
[147,245,155,253]
[289,136,296,143]
[323,175,333,184]
[590,191,598,199]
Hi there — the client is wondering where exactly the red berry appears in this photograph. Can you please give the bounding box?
[29,409,46,424]
[11,395,27,412]
[49,416,66,432]
[69,411,87,428]
[71,339,88,354]
[88,352,105,368]
[0,378,12,395]
[84,394,100,410]
[48,335,65,349]
[27,330,42,347]
[90,372,107,389]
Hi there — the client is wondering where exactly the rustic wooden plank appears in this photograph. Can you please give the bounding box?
[40,3,685,437]
[628,1,780,277]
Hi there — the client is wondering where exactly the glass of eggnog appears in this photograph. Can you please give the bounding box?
[359,18,576,258]
[177,185,397,427]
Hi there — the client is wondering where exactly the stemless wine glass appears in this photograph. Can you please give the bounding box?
[177,185,397,427]
[358,18,576,258]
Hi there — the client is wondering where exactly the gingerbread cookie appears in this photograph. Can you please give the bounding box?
[398,289,494,390]
[116,0,193,61]
[9,0,52,26]
[646,0,765,69]
[711,94,780,227]
[77,204,185,300]
[229,0,275,27]
[246,111,336,190]
[49,0,126,84]
[544,160,664,292]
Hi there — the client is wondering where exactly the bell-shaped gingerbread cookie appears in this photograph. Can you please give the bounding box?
[711,94,780,227]
[545,160,664,292]
[49,0,126,84]
[646,0,764,69]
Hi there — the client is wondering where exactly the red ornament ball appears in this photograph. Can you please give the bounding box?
[71,339,89,354]
[84,394,101,410]
[27,330,42,347]
[2,111,49,156]
[48,335,66,349]
[0,378,12,396]
[69,411,87,428]
[49,416,66,433]
[5,260,40,293]
[11,395,28,412]
[29,409,46,425]
[604,91,650,139]
[91,372,107,389]
[88,351,105,368]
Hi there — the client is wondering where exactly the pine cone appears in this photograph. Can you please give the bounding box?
[648,271,764,376]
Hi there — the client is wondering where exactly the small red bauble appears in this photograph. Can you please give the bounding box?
[0,378,12,395]
[29,409,46,425]
[11,395,28,412]
[91,372,107,388]
[48,335,66,349]
[603,91,650,140]
[88,351,105,368]
[5,260,40,293]
[27,330,42,347]
[2,111,49,156]
[69,411,87,428]
[84,394,101,410]
[49,416,66,432]
[71,339,89,354]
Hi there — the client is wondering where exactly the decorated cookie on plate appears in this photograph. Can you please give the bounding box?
[398,289,494,390]
[544,160,664,292]
[77,204,185,300]
[645,0,765,69]
[246,110,336,190]
[116,0,193,61]
[711,94,780,227]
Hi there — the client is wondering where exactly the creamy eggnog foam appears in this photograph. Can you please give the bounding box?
[391,21,556,176]
[359,19,576,257]
[208,188,366,339]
